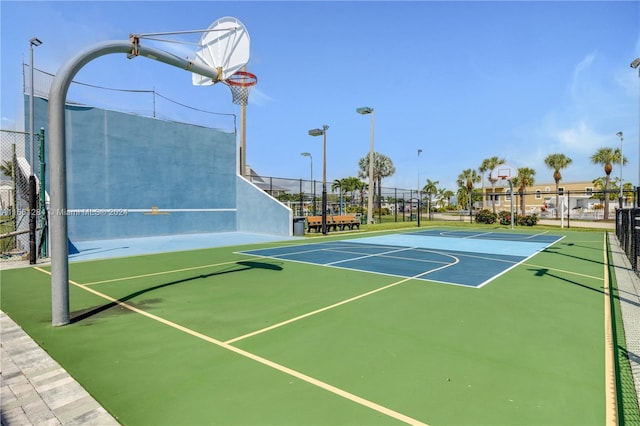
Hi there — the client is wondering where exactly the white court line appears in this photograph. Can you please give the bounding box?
[474,235,566,288]
[438,229,552,241]
[326,246,417,266]
[315,248,455,266]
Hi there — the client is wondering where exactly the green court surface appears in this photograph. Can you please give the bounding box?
[0,227,620,425]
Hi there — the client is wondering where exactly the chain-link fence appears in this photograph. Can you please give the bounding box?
[23,64,237,132]
[247,173,635,224]
[248,173,441,223]
[0,129,45,260]
[616,208,640,273]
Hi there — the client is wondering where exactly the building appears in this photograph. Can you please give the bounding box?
[483,180,627,219]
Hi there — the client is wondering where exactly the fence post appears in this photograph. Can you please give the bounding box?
[634,209,639,271]
[39,127,47,257]
[299,178,303,216]
[567,190,570,229]
[11,144,17,250]
[394,188,398,222]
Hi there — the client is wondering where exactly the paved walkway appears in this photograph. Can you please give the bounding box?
[608,232,640,411]
[1,229,638,425]
[0,312,119,425]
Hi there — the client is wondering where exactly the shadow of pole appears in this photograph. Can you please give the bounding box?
[71,260,283,323]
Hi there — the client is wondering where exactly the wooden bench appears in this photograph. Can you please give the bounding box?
[305,215,361,233]
[332,215,361,231]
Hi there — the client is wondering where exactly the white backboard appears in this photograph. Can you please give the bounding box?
[490,164,518,182]
[192,16,250,85]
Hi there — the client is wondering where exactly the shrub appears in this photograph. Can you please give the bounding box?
[475,209,497,224]
[497,211,538,226]
[517,213,538,226]
[498,210,511,225]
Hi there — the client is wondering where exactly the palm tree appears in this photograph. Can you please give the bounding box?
[358,152,396,217]
[331,179,346,214]
[457,169,481,220]
[0,160,14,178]
[437,188,454,209]
[456,187,470,210]
[422,178,439,217]
[479,156,505,212]
[511,167,536,215]
[341,176,364,206]
[591,147,625,220]
[591,176,610,204]
[544,153,572,218]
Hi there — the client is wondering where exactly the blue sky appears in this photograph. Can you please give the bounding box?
[1,0,639,192]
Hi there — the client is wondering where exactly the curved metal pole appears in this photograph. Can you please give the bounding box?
[49,40,219,326]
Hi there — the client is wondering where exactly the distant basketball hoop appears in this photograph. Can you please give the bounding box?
[223,70,257,106]
[490,163,518,229]
[491,164,518,181]
[490,164,518,186]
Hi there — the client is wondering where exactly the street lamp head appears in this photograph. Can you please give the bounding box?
[418,149,422,156]
[300,152,311,157]
[631,58,640,69]
[308,126,328,137]
[617,131,623,140]
[356,106,373,115]
[30,37,42,47]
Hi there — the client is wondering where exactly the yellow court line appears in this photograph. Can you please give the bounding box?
[82,257,265,286]
[32,266,428,426]
[522,262,604,282]
[226,269,444,345]
[226,277,413,344]
[602,235,617,425]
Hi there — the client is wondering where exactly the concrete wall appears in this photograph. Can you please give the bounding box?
[33,97,238,241]
[236,175,292,236]
[31,96,292,242]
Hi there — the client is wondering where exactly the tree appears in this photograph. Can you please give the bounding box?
[341,176,364,204]
[358,152,396,216]
[479,156,505,213]
[457,169,481,220]
[422,178,439,215]
[591,147,625,220]
[331,179,346,214]
[544,153,572,218]
[456,187,470,209]
[0,160,13,178]
[437,188,454,209]
[511,167,536,215]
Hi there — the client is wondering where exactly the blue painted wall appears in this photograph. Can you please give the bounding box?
[31,96,292,242]
[236,176,292,235]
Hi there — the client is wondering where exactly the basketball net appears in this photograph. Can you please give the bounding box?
[223,71,257,106]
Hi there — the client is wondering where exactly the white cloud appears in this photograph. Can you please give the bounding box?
[556,121,608,154]
[571,53,596,100]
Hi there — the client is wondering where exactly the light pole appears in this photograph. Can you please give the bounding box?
[308,125,329,235]
[301,152,313,215]
[29,37,42,265]
[417,149,422,227]
[356,107,375,225]
[632,58,640,205]
[617,131,624,208]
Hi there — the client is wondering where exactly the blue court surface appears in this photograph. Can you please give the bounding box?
[68,232,299,262]
[239,229,563,288]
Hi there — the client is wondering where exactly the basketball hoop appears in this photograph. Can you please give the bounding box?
[223,71,257,106]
